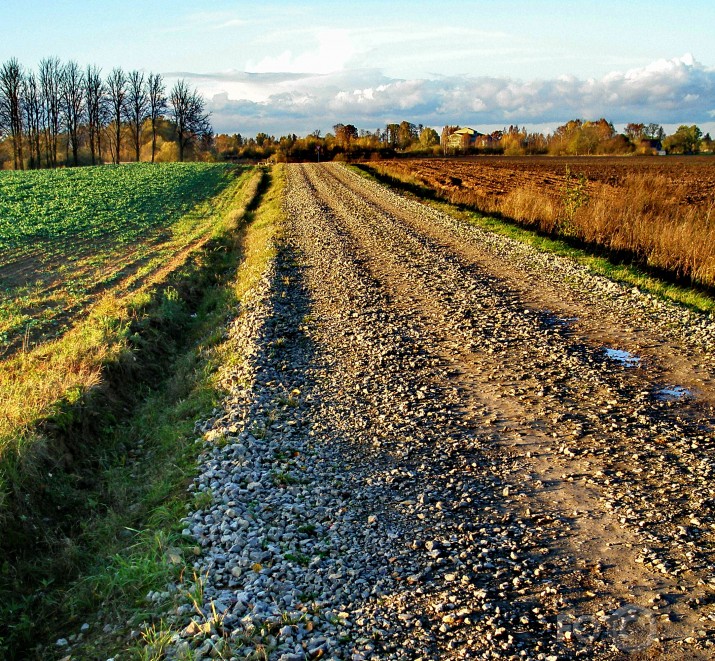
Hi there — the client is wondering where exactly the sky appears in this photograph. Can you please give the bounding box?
[2,0,715,137]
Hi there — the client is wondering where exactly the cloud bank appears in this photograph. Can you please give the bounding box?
[175,54,715,136]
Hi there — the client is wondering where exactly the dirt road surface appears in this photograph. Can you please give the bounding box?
[178,163,715,660]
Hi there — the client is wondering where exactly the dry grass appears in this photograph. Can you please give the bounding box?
[584,175,715,285]
[366,163,715,288]
[500,186,560,234]
[0,301,117,439]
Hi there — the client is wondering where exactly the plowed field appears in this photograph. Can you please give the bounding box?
[375,155,715,206]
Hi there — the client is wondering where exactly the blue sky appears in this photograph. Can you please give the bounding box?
[2,0,715,136]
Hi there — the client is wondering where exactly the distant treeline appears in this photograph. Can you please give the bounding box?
[2,55,713,170]
[215,120,714,163]
[0,57,211,169]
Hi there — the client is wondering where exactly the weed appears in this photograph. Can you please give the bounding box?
[192,489,213,510]
[559,166,589,235]
[137,622,174,661]
[271,470,299,486]
[277,389,300,408]
[184,569,208,619]
[250,423,267,439]
[281,610,308,627]
[284,551,310,566]
[209,432,230,449]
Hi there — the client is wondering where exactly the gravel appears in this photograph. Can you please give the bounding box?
[161,163,715,660]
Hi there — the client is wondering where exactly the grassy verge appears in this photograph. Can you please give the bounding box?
[352,164,715,314]
[0,167,251,446]
[0,165,284,659]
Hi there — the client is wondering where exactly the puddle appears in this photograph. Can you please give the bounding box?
[604,347,641,367]
[656,386,692,401]
[542,313,579,330]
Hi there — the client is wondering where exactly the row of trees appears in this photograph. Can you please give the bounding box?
[0,57,211,169]
[454,120,712,156]
[2,58,710,168]
[519,119,711,156]
[212,119,713,163]
[215,122,442,162]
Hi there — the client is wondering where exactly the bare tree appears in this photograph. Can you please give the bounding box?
[0,58,25,169]
[85,65,104,165]
[61,61,85,166]
[124,70,148,162]
[97,86,112,162]
[147,72,166,163]
[106,67,127,164]
[39,57,62,168]
[22,72,43,169]
[169,79,210,162]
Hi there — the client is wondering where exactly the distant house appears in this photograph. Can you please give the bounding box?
[445,127,484,151]
[475,132,501,149]
[638,138,663,155]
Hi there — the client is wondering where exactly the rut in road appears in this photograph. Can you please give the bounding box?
[285,162,715,658]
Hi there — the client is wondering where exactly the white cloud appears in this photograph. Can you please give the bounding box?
[246,29,356,75]
[158,10,252,35]
[189,54,715,135]
[214,19,248,30]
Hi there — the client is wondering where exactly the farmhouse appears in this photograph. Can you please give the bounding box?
[445,127,484,150]
[638,138,663,155]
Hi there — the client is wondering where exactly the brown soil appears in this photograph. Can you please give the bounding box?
[376,155,715,207]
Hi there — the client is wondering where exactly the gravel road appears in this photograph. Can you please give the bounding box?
[172,163,715,660]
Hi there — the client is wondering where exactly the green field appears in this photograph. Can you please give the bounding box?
[0,162,234,257]
[0,162,256,443]
[0,163,238,353]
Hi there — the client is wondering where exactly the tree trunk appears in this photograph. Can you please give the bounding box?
[115,124,121,164]
[89,130,96,165]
